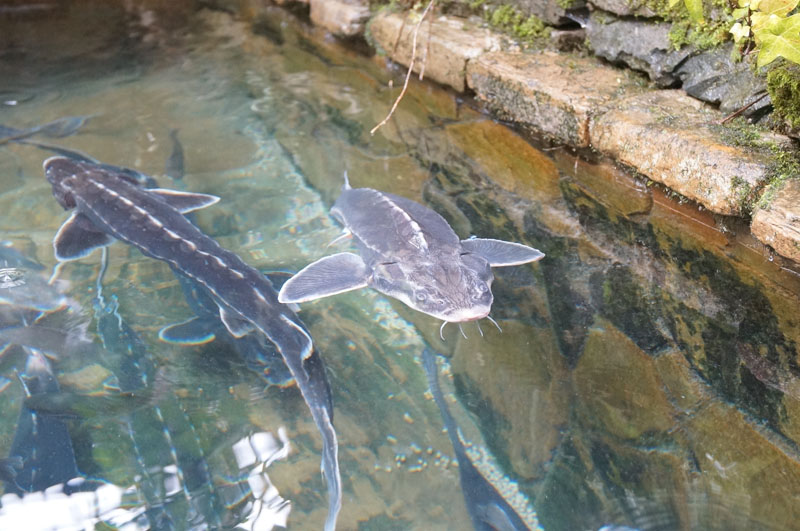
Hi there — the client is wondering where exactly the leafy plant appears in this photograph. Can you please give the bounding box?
[669,0,706,25]
[729,0,800,67]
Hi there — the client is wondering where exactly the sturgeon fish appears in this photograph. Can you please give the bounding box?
[422,348,533,531]
[279,177,544,334]
[44,156,341,531]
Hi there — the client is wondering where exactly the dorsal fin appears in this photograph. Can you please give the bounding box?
[147,188,220,214]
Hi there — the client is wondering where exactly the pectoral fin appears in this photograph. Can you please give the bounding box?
[53,212,114,261]
[159,317,217,345]
[460,238,545,267]
[278,252,368,304]
[325,230,352,248]
[219,306,254,338]
[147,188,220,213]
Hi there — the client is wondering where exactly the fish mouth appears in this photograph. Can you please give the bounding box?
[443,307,491,323]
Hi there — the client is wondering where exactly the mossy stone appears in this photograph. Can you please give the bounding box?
[767,63,800,130]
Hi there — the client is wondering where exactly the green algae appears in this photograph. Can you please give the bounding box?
[591,265,669,355]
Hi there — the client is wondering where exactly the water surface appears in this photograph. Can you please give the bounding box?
[1,2,800,530]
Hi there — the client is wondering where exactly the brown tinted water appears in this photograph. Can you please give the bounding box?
[1,2,799,530]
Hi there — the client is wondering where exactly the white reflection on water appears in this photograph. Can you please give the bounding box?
[233,428,292,531]
[0,430,293,531]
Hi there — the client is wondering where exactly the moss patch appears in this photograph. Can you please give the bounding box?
[767,63,800,129]
[710,118,800,212]
[487,4,551,43]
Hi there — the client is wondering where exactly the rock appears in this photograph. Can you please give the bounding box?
[572,320,675,439]
[368,11,502,92]
[451,320,569,480]
[676,43,770,116]
[586,12,693,87]
[550,28,586,52]
[587,0,656,17]
[439,120,563,204]
[590,90,774,215]
[685,399,800,529]
[467,51,643,146]
[515,0,586,25]
[752,179,800,263]
[310,0,370,38]
[554,150,652,217]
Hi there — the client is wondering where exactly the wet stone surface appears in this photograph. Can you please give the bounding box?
[590,90,775,216]
[369,11,503,92]
[752,179,800,264]
[467,51,645,147]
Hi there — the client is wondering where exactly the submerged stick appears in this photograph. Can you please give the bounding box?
[370,0,435,136]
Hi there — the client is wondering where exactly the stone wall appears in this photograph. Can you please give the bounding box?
[288,0,800,267]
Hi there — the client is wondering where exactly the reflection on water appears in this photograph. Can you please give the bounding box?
[1,1,800,530]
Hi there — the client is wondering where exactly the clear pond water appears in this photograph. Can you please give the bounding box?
[1,2,800,530]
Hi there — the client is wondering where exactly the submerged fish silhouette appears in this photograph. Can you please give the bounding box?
[160,272,295,387]
[6,348,81,494]
[0,115,92,145]
[44,156,342,531]
[279,176,544,326]
[165,129,184,181]
[422,348,533,531]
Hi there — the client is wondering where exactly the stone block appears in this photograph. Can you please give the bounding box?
[590,90,773,215]
[588,0,656,17]
[516,0,586,25]
[467,51,642,147]
[587,12,693,87]
[572,321,674,440]
[676,43,770,115]
[368,11,502,92]
[310,0,369,37]
[752,179,800,263]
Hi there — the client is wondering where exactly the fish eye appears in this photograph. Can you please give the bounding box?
[472,283,490,300]
[414,292,427,302]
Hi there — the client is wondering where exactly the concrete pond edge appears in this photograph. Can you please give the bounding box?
[304,1,800,265]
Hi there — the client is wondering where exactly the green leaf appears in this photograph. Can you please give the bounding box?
[669,0,681,7]
[731,21,752,42]
[751,11,770,31]
[684,0,705,23]
[732,7,750,18]
[756,0,799,17]
[755,12,800,67]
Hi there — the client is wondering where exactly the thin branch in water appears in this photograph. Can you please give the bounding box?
[391,11,409,56]
[419,2,435,81]
[719,92,768,125]
[370,0,436,136]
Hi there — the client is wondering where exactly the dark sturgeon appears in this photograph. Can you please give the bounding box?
[422,348,532,531]
[279,176,544,329]
[44,156,341,531]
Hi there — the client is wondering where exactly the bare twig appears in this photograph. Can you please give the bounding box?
[719,92,768,125]
[419,2,434,81]
[370,0,435,136]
